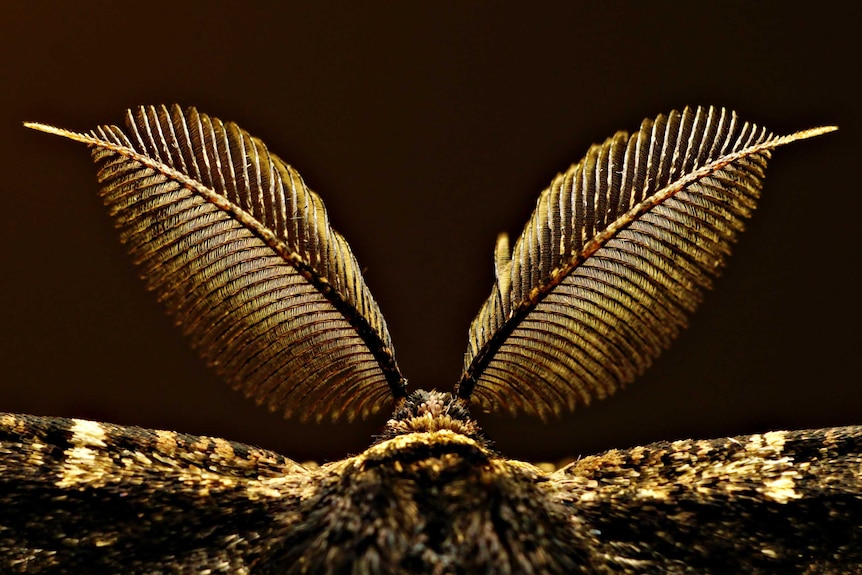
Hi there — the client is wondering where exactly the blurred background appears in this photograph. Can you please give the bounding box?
[2,3,858,463]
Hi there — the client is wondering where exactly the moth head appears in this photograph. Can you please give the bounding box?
[376,390,486,445]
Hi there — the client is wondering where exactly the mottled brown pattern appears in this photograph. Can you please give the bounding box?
[1,410,859,573]
[548,426,862,573]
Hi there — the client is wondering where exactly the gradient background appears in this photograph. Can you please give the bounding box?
[2,3,859,463]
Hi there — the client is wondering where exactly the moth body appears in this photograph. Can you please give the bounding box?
[273,390,585,574]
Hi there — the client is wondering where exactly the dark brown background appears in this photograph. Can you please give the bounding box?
[2,3,859,462]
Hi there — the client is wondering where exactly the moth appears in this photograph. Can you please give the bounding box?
[5,105,858,574]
